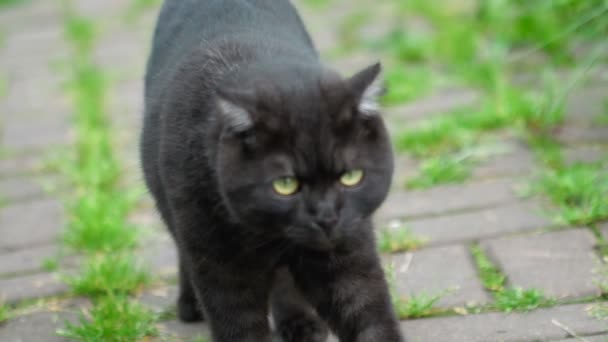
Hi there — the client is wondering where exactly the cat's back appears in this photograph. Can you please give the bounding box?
[146,0,315,91]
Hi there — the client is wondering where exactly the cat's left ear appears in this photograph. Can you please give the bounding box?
[348,62,385,117]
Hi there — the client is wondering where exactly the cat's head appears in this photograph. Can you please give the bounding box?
[214,62,393,251]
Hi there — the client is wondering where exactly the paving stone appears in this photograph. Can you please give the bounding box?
[473,142,537,179]
[387,245,490,307]
[139,236,178,278]
[0,199,63,252]
[563,145,607,165]
[0,244,59,277]
[156,320,212,341]
[0,1,60,35]
[482,229,600,299]
[387,87,480,125]
[0,272,69,303]
[398,200,554,246]
[2,115,71,151]
[0,311,77,342]
[557,127,608,145]
[401,303,607,342]
[0,176,47,203]
[565,86,608,127]
[553,335,608,342]
[377,179,520,221]
[138,285,178,314]
[0,154,46,178]
[0,72,68,117]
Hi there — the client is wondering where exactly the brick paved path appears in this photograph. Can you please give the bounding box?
[1,1,607,341]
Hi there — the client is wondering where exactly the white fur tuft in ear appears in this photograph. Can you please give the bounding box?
[218,98,253,133]
[358,75,384,116]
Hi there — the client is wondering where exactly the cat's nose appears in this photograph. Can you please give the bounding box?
[316,216,338,231]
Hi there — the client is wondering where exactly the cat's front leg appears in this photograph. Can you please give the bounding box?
[187,259,274,342]
[293,238,404,341]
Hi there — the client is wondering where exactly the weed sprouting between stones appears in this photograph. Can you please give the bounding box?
[384,262,448,319]
[470,244,505,292]
[0,303,9,324]
[66,254,150,297]
[57,295,158,342]
[470,244,555,313]
[535,161,608,226]
[378,222,427,253]
[54,3,158,339]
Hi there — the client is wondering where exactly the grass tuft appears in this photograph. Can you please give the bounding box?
[66,254,150,297]
[406,155,472,189]
[535,162,608,225]
[57,295,158,341]
[494,287,554,313]
[393,292,446,319]
[378,224,427,253]
[593,256,608,295]
[470,245,505,292]
[0,303,8,324]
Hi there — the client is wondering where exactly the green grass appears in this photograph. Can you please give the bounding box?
[382,66,435,105]
[589,302,608,320]
[393,292,446,319]
[470,245,505,292]
[57,295,158,341]
[63,188,138,252]
[42,257,60,272]
[0,0,28,8]
[406,155,473,189]
[594,256,608,295]
[56,6,157,337]
[494,287,554,313]
[469,244,555,312]
[385,262,446,318]
[66,254,150,297]
[0,303,8,323]
[378,225,427,253]
[535,161,608,225]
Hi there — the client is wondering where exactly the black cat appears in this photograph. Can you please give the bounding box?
[140,1,404,341]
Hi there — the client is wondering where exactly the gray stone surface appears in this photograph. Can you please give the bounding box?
[138,285,178,314]
[138,236,178,278]
[0,311,77,342]
[401,303,607,342]
[157,320,212,341]
[0,176,51,203]
[565,86,608,127]
[0,154,46,178]
[553,335,608,342]
[2,116,71,151]
[482,229,601,299]
[557,127,608,144]
[388,88,480,125]
[0,272,68,303]
[387,245,490,307]
[563,145,607,165]
[473,142,537,179]
[0,199,63,252]
[400,200,554,245]
[377,178,520,221]
[0,244,58,277]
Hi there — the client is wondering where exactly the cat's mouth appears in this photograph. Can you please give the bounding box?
[284,225,337,251]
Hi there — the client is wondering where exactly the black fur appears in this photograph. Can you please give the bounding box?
[141,1,404,341]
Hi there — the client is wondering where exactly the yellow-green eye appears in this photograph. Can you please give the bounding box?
[340,169,364,187]
[272,177,299,196]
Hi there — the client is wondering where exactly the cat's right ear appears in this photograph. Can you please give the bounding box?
[216,89,256,134]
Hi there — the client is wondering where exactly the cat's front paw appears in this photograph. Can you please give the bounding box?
[177,295,205,322]
[276,314,328,342]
